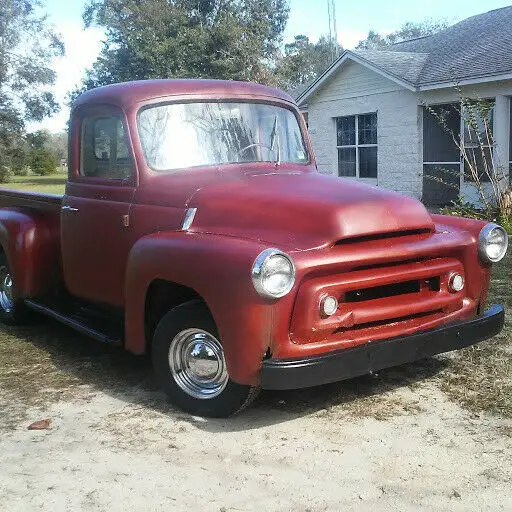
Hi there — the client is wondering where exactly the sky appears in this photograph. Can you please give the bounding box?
[32,0,512,133]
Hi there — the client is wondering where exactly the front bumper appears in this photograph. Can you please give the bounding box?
[261,304,505,390]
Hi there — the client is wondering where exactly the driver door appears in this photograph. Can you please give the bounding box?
[61,107,136,307]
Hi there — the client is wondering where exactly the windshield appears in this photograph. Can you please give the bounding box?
[137,102,309,171]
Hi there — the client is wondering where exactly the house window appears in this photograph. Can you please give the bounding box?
[336,113,377,178]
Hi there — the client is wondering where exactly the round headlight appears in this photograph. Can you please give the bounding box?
[252,248,296,298]
[478,223,509,264]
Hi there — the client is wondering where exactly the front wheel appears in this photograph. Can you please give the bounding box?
[152,301,259,417]
[0,252,30,325]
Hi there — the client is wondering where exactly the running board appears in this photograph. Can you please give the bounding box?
[24,299,123,347]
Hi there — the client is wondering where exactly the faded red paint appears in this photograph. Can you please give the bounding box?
[0,79,497,387]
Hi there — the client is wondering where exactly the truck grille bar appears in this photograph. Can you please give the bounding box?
[290,257,466,346]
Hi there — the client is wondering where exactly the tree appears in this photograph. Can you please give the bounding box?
[26,129,61,175]
[356,19,450,50]
[75,0,289,96]
[29,147,58,176]
[355,30,387,50]
[275,34,342,90]
[26,129,52,150]
[47,131,68,163]
[0,1,64,181]
[10,138,30,175]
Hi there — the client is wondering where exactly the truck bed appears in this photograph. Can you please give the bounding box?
[0,189,62,213]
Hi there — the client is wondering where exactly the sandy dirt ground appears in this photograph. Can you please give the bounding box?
[1,339,511,512]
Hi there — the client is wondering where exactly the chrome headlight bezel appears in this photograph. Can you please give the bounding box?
[252,248,296,299]
[478,223,508,264]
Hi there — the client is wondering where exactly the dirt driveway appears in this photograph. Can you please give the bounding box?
[1,255,511,512]
[0,312,511,512]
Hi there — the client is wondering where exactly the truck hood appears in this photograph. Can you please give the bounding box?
[187,172,435,250]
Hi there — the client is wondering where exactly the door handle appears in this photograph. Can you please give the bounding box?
[61,205,79,213]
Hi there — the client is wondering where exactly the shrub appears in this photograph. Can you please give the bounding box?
[12,165,29,176]
[0,166,11,183]
[498,212,512,235]
[441,196,512,234]
[440,196,488,219]
[29,148,59,176]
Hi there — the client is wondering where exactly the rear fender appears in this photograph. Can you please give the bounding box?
[0,209,61,298]
[125,232,280,386]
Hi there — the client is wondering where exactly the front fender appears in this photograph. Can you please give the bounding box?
[432,214,492,306]
[0,208,60,298]
[125,232,287,386]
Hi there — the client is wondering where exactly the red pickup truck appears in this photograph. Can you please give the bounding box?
[0,79,507,417]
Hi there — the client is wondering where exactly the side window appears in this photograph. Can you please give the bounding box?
[81,115,134,180]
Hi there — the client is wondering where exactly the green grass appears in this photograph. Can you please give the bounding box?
[0,169,66,195]
[439,251,512,419]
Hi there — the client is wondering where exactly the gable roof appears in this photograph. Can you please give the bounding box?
[297,6,512,104]
[390,6,512,85]
[352,50,430,83]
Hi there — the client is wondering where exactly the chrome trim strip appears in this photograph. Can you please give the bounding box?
[181,207,197,231]
[61,205,79,213]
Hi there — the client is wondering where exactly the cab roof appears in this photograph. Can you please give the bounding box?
[72,79,295,111]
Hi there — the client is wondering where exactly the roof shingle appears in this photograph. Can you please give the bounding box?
[352,50,429,83]
[387,6,512,85]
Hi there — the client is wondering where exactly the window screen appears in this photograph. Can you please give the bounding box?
[463,100,494,183]
[423,104,460,163]
[509,99,511,183]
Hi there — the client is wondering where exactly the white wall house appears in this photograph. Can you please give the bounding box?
[296,6,512,207]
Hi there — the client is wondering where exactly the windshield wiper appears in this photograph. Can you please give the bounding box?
[270,115,281,169]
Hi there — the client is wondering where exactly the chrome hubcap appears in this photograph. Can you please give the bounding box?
[168,328,228,399]
[0,266,14,313]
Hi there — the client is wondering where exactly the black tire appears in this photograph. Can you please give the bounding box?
[152,300,259,417]
[0,252,30,325]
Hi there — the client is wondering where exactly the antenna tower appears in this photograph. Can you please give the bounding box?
[327,0,339,62]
